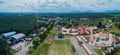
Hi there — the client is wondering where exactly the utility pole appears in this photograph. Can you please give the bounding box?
[90,27,93,37]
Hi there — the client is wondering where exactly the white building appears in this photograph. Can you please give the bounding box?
[89,31,117,49]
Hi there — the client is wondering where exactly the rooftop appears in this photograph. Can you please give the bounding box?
[11,33,26,40]
[3,31,16,37]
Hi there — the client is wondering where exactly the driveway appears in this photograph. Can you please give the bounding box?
[15,42,33,55]
[77,36,96,55]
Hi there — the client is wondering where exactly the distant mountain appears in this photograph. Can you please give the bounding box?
[69,10,97,13]
[103,10,120,13]
[0,10,120,13]
[69,10,120,13]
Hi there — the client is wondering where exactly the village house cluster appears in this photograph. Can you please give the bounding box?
[61,26,97,35]
[56,25,119,55]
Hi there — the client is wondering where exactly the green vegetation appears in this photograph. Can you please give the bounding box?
[94,49,103,54]
[0,38,11,55]
[29,20,54,55]
[0,13,120,34]
[48,40,74,55]
[32,43,50,55]
[32,33,54,55]
[9,48,17,55]
[64,35,69,38]
[0,15,36,35]
[32,38,40,49]
[50,28,60,35]
[32,28,73,55]
[109,29,120,36]
[94,49,101,54]
[31,29,55,55]
[78,41,83,45]
[1,13,120,55]
[114,49,120,55]
[103,46,120,55]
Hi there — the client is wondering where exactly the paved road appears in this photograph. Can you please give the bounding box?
[77,36,96,55]
[69,37,88,55]
[15,42,33,55]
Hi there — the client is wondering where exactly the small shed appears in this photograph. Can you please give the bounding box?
[58,33,64,38]
[32,33,37,37]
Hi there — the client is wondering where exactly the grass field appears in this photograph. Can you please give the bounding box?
[109,29,120,36]
[94,49,102,54]
[114,51,120,55]
[32,28,74,55]
[32,43,50,55]
[50,28,60,35]
[48,40,74,55]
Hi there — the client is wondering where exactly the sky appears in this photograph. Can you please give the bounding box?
[0,0,120,13]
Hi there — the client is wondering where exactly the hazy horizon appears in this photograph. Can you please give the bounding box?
[0,0,120,13]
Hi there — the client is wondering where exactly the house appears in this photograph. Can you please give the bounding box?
[61,26,97,35]
[77,26,97,34]
[2,31,16,39]
[62,27,79,35]
[69,29,78,33]
[10,33,26,43]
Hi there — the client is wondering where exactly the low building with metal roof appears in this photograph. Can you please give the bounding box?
[2,31,16,39]
[10,33,26,43]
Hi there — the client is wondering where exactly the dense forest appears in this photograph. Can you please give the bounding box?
[0,13,120,35]
[0,15,36,35]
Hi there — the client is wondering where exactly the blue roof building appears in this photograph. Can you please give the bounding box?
[2,31,16,39]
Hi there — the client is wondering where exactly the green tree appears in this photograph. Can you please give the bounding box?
[33,38,40,49]
[97,21,102,28]
[0,38,11,55]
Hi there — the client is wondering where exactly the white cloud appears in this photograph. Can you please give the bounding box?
[0,0,120,12]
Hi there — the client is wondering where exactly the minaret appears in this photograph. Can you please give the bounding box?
[90,27,93,37]
[89,27,95,44]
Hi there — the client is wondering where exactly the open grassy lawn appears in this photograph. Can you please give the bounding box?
[43,34,54,44]
[32,43,50,55]
[109,29,120,36]
[10,48,18,55]
[114,49,120,55]
[94,49,102,54]
[32,28,73,55]
[50,28,60,35]
[32,29,56,55]
[32,34,54,55]
[64,35,69,38]
[48,40,74,55]
[115,52,120,55]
